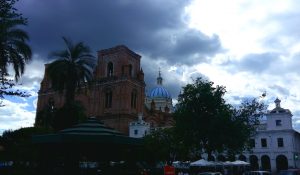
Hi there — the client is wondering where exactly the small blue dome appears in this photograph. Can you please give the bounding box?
[149,86,171,98]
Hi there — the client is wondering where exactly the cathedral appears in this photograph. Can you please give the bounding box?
[36,45,174,135]
[145,70,173,113]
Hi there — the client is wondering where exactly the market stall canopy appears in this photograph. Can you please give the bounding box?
[231,160,250,165]
[190,159,215,167]
[32,117,142,146]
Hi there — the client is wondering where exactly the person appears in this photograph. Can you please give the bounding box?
[224,168,228,175]
[183,171,189,175]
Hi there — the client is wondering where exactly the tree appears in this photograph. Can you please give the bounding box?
[0,0,31,106]
[0,0,32,81]
[52,101,87,131]
[0,74,29,106]
[0,127,53,174]
[43,37,95,129]
[174,77,266,159]
[143,128,189,162]
[230,98,267,151]
[47,37,96,104]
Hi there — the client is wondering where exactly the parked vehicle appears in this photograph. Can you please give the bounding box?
[243,171,271,175]
[279,169,300,175]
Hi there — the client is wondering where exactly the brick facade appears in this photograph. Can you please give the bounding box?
[36,45,174,134]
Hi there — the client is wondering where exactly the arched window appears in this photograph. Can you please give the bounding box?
[121,66,125,76]
[131,90,137,109]
[128,64,132,77]
[238,154,247,161]
[105,90,112,108]
[250,155,259,170]
[107,62,113,77]
[261,155,271,171]
[276,155,288,171]
[48,98,55,111]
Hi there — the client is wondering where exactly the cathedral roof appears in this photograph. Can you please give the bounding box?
[149,86,171,98]
[148,69,171,99]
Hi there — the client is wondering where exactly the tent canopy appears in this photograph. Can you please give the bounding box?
[190,159,250,167]
[190,159,215,166]
[32,117,142,146]
[231,160,250,165]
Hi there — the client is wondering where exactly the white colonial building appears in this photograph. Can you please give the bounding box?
[129,113,150,138]
[243,98,300,173]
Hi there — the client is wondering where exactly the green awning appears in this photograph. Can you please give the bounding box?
[32,117,142,146]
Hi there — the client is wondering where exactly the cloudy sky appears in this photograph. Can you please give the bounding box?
[2,0,300,133]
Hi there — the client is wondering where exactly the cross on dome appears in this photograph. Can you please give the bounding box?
[157,68,163,85]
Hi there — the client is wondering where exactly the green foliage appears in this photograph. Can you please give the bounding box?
[143,128,175,162]
[175,77,229,156]
[0,0,31,106]
[231,98,267,151]
[0,127,53,175]
[35,100,87,131]
[34,99,56,128]
[52,101,87,131]
[0,127,53,161]
[174,77,266,159]
[0,0,32,81]
[143,128,190,162]
[0,75,30,106]
[47,37,96,104]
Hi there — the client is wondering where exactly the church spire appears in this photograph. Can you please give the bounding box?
[275,98,281,108]
[157,68,163,85]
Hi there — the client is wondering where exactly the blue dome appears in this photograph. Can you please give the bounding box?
[149,86,171,98]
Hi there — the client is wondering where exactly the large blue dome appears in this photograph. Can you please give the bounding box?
[149,86,171,98]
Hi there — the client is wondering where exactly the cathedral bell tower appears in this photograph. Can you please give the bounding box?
[36,45,146,135]
[88,45,146,134]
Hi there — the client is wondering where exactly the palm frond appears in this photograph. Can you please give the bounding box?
[49,50,70,60]
[7,28,29,40]
[47,37,96,103]
[0,15,31,81]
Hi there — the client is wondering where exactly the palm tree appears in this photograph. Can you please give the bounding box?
[47,37,96,104]
[0,0,32,81]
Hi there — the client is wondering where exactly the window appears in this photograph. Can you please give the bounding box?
[122,66,125,76]
[48,98,55,110]
[276,120,282,126]
[105,91,112,108]
[131,90,137,109]
[134,129,138,135]
[261,138,267,147]
[107,62,113,77]
[277,138,284,147]
[129,64,132,77]
[250,139,255,148]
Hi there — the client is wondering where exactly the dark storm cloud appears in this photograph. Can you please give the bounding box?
[16,0,222,65]
[177,32,220,55]
[223,52,279,74]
